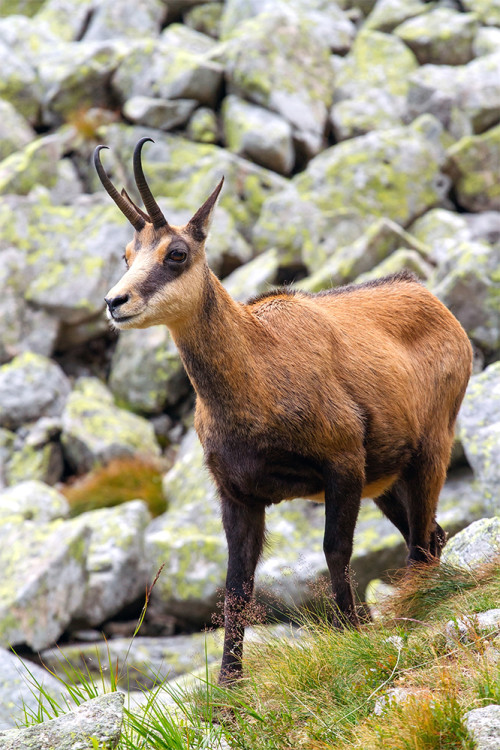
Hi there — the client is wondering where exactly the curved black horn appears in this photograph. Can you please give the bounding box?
[94,146,145,231]
[133,137,168,230]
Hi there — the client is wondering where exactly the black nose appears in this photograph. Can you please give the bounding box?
[105,294,129,312]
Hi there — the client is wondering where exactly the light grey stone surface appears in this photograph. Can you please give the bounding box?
[464,705,500,750]
[61,377,161,473]
[0,480,69,523]
[441,518,500,570]
[0,693,125,749]
[445,609,500,645]
[0,648,65,731]
[0,353,71,430]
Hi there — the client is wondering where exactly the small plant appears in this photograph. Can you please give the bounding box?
[62,456,167,517]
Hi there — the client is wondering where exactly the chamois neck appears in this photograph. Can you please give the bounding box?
[168,266,262,408]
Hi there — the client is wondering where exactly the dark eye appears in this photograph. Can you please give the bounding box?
[167,248,187,263]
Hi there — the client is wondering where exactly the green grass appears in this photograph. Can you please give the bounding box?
[16,556,500,750]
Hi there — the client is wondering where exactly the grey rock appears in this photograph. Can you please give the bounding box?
[220,0,355,54]
[408,53,500,135]
[184,2,223,38]
[0,352,70,430]
[458,363,500,491]
[363,0,430,32]
[431,241,500,352]
[0,480,68,523]
[113,30,223,108]
[83,0,166,41]
[0,100,35,161]
[222,95,294,175]
[445,609,500,645]
[463,0,500,26]
[331,30,418,140]
[5,438,64,487]
[394,8,478,65]
[109,326,189,415]
[0,518,90,650]
[71,501,151,627]
[221,8,332,158]
[355,248,434,284]
[34,0,95,41]
[298,218,430,292]
[123,96,198,131]
[464,705,500,750]
[61,377,161,474]
[0,648,65,731]
[38,39,127,124]
[464,211,500,245]
[441,518,500,570]
[408,208,471,266]
[186,106,219,143]
[0,693,125,749]
[0,40,40,123]
[0,134,63,196]
[222,248,280,302]
[474,27,500,58]
[0,430,14,490]
[447,124,500,212]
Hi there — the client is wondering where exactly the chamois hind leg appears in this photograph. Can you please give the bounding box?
[323,461,363,628]
[403,437,450,565]
[373,481,410,546]
[219,498,265,685]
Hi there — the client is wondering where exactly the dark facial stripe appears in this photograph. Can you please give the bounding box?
[136,250,193,301]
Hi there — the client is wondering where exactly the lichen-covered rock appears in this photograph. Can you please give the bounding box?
[109,326,189,414]
[34,0,95,41]
[363,0,429,32]
[0,40,40,123]
[474,26,500,58]
[464,705,500,750]
[298,218,429,292]
[82,0,166,42]
[441,518,500,570]
[222,95,294,175]
[70,501,151,626]
[0,430,14,490]
[0,647,65,731]
[408,53,500,135]
[0,134,63,196]
[186,106,219,143]
[0,517,89,650]
[221,8,333,158]
[408,208,471,266]
[430,241,500,353]
[41,632,223,690]
[464,211,500,245]
[0,352,70,430]
[331,30,418,140]
[5,439,63,487]
[458,363,500,491]
[184,2,223,38]
[61,377,161,473]
[223,248,280,302]
[97,123,287,236]
[220,0,355,54]
[0,100,35,161]
[21,194,131,327]
[293,118,448,227]
[0,693,125,750]
[447,124,500,212]
[112,29,223,108]
[123,96,198,131]
[38,39,127,124]
[394,8,478,66]
[0,480,68,523]
[355,248,433,284]
[464,0,500,26]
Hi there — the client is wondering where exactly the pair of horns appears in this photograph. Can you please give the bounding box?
[94,137,168,232]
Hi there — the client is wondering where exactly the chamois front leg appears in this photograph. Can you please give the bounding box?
[219,497,266,685]
[323,462,363,628]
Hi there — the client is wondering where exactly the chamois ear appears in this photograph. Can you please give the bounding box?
[120,188,151,224]
[186,177,224,243]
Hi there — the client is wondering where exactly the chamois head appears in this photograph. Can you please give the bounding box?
[96,137,223,329]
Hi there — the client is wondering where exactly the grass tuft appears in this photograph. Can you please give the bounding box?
[61,457,167,517]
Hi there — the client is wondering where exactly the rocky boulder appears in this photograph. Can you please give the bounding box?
[61,377,161,474]
[441,517,500,570]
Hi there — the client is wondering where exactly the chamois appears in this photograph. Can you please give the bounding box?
[97,137,473,685]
